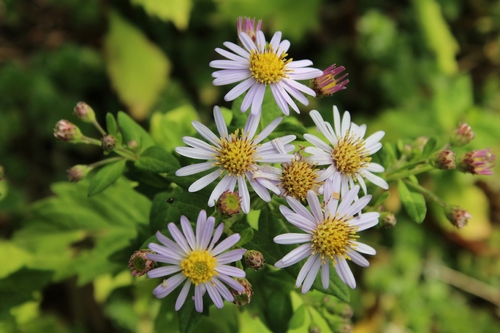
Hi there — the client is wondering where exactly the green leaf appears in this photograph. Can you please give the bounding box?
[104,11,170,120]
[178,300,204,333]
[117,111,155,152]
[398,180,427,223]
[265,290,293,333]
[288,304,306,330]
[88,160,127,197]
[135,146,179,173]
[271,120,307,141]
[149,105,200,152]
[106,112,118,135]
[131,0,193,30]
[0,268,53,314]
[0,177,7,202]
[422,137,438,158]
[234,227,254,247]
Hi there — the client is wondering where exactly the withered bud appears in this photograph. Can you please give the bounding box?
[445,205,472,229]
[101,134,117,152]
[231,278,253,306]
[245,250,265,271]
[128,250,155,277]
[217,191,241,217]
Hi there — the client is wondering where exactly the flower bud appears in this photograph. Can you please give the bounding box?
[432,150,456,170]
[414,136,429,152]
[245,250,265,271]
[101,134,117,152]
[308,325,321,333]
[380,212,397,228]
[66,164,92,183]
[73,101,96,123]
[54,120,83,142]
[237,17,262,43]
[458,148,496,175]
[450,122,474,147]
[231,278,253,305]
[128,250,155,277]
[311,64,349,97]
[217,190,241,217]
[445,205,472,229]
[127,140,138,151]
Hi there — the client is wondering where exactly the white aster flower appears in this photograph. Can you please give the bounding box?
[147,210,247,313]
[209,30,323,116]
[175,106,295,214]
[304,106,389,195]
[274,176,379,292]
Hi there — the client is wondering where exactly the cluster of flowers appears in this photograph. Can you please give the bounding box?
[137,17,387,313]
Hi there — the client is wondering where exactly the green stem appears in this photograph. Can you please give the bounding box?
[88,157,125,169]
[114,147,139,161]
[81,136,102,146]
[404,179,446,207]
[92,119,107,136]
[385,164,435,182]
[386,159,429,176]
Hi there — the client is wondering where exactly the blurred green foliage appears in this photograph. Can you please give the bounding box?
[1,0,500,332]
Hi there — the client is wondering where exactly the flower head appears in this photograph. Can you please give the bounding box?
[311,64,349,97]
[129,250,156,277]
[210,31,322,116]
[66,164,92,182]
[304,106,388,195]
[147,210,247,313]
[458,148,496,175]
[175,106,295,213]
[244,250,265,271]
[237,17,262,43]
[217,191,241,217]
[432,149,456,170]
[274,176,379,291]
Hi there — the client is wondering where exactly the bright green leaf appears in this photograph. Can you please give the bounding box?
[288,304,306,330]
[117,111,155,152]
[131,0,192,30]
[104,11,170,120]
[150,105,199,151]
[88,160,127,197]
[106,112,118,135]
[422,137,438,158]
[235,227,254,247]
[398,180,427,223]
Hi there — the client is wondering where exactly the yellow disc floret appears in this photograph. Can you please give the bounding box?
[280,155,323,200]
[249,46,291,85]
[181,250,217,285]
[311,214,359,264]
[332,133,371,177]
[215,130,258,176]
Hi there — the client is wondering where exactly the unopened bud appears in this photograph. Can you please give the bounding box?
[414,136,429,152]
[237,17,262,43]
[217,191,241,217]
[128,250,155,277]
[245,250,265,271]
[73,101,96,123]
[54,120,83,142]
[66,165,92,182]
[101,134,117,152]
[450,122,474,147]
[458,149,496,175]
[380,212,397,228]
[127,140,138,151]
[231,278,253,305]
[445,205,472,229]
[433,150,456,170]
[311,64,349,97]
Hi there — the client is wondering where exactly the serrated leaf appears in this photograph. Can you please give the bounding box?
[135,146,179,173]
[106,112,118,135]
[398,180,427,223]
[88,160,127,197]
[104,11,170,120]
[131,0,193,30]
[117,111,155,152]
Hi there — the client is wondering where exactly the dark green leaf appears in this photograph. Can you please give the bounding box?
[398,180,426,223]
[0,268,53,314]
[135,146,179,173]
[264,290,293,333]
[88,159,127,197]
[117,111,155,152]
[106,112,118,135]
[178,300,204,333]
[234,227,254,247]
[271,120,307,141]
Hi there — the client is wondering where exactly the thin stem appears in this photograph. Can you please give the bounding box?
[114,147,139,161]
[88,157,125,169]
[385,164,435,182]
[92,119,107,136]
[404,179,446,207]
[81,136,102,146]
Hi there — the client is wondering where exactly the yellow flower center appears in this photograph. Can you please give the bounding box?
[332,134,371,177]
[181,250,217,285]
[311,214,359,264]
[215,130,258,176]
[249,46,291,85]
[280,156,323,200]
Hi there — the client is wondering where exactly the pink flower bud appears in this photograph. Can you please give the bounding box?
[54,120,83,142]
[311,64,349,97]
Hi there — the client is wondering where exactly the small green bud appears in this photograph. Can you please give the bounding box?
[128,250,155,277]
[231,278,253,305]
[101,134,117,152]
[73,101,96,123]
[66,165,92,182]
[245,250,265,271]
[54,120,83,142]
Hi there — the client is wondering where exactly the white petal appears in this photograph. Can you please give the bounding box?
[295,254,319,288]
[223,41,250,58]
[337,185,360,215]
[191,121,220,146]
[211,234,240,256]
[321,261,330,289]
[254,117,282,144]
[352,242,376,255]
[181,216,196,250]
[182,136,218,151]
[364,131,385,148]
[188,169,220,192]
[307,190,324,223]
[206,283,224,309]
[213,106,228,138]
[285,197,316,224]
[341,111,351,138]
[215,265,246,278]
[335,257,356,289]
[224,78,254,101]
[175,147,214,160]
[238,176,251,214]
[175,280,192,310]
[250,84,266,116]
[279,243,313,266]
[244,112,260,139]
[216,249,247,264]
[274,233,312,244]
[349,250,370,267]
[194,284,205,313]
[351,212,380,231]
[176,162,215,177]
[343,194,372,217]
[239,32,257,52]
[361,170,389,189]
[147,265,181,278]
[302,255,322,293]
